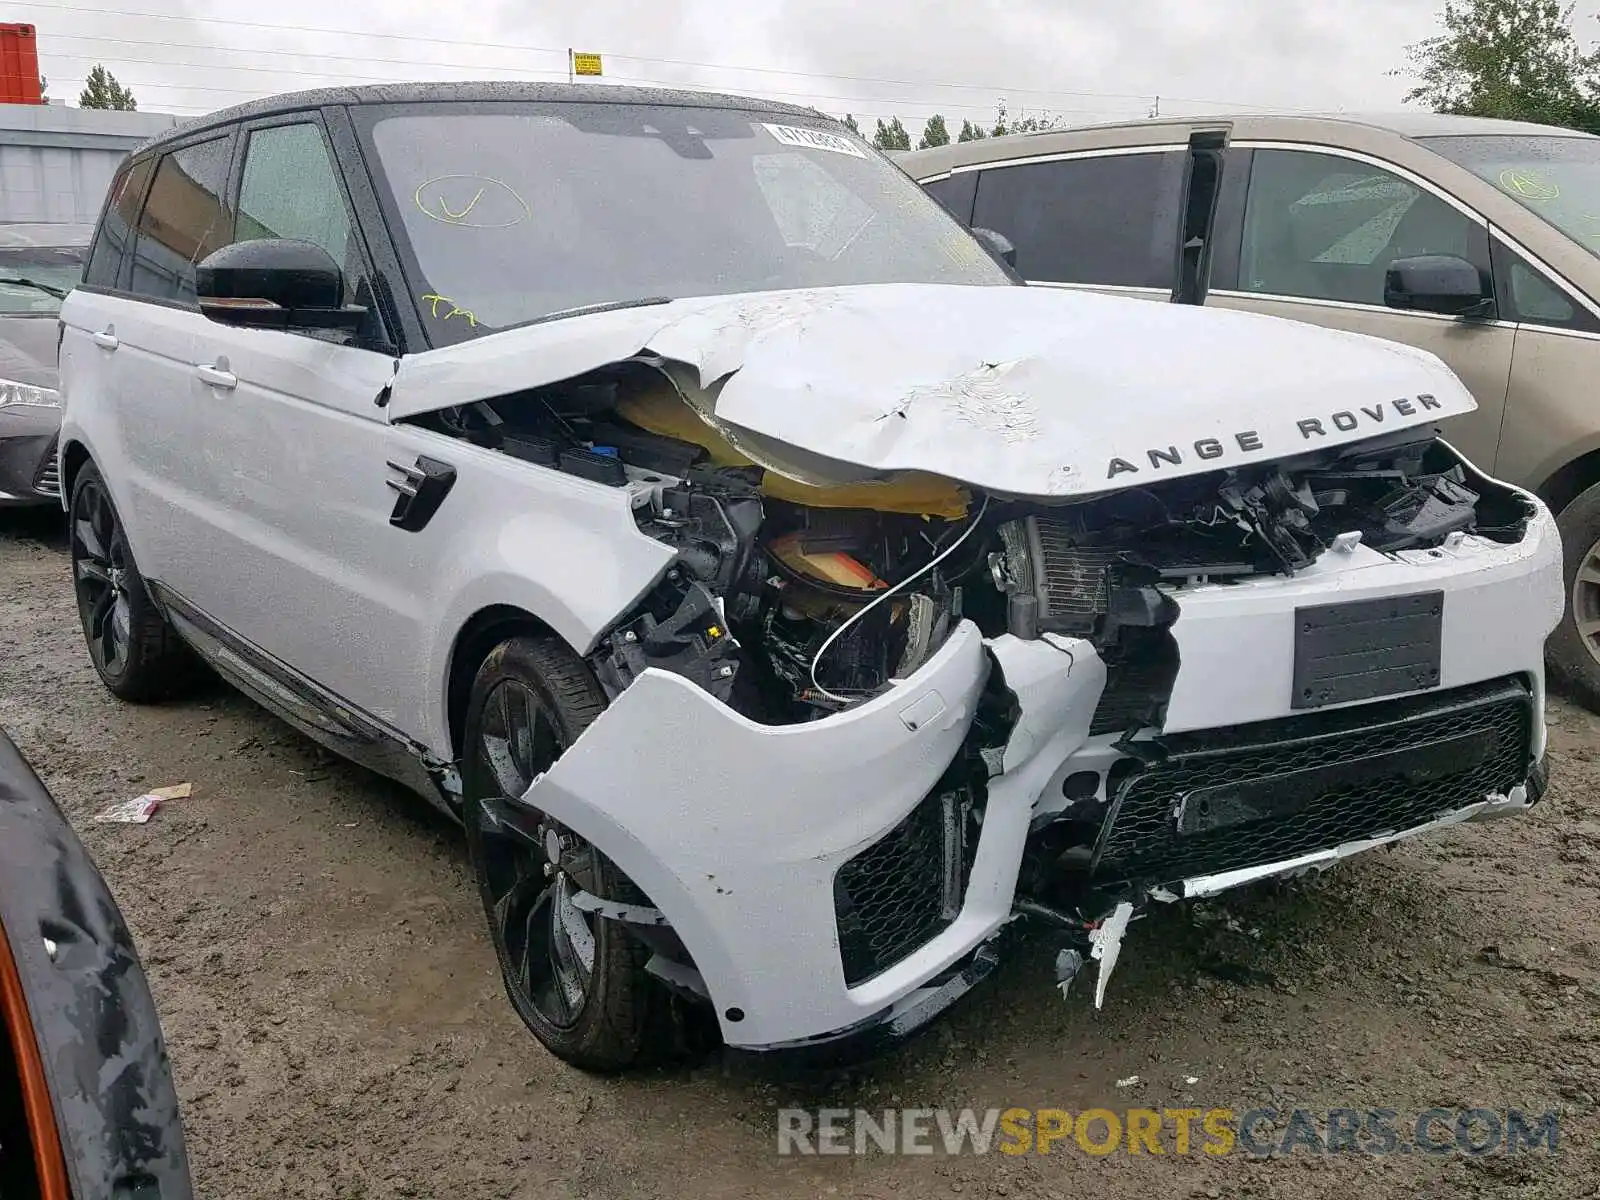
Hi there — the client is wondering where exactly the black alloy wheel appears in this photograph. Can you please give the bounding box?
[69,470,133,680]
[461,636,685,1071]
[67,463,199,701]
[472,677,601,1030]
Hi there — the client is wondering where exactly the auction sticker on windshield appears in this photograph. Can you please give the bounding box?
[762,123,869,158]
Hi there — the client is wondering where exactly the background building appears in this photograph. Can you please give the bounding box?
[0,103,177,224]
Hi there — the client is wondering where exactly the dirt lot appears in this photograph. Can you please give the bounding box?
[1,508,1596,1200]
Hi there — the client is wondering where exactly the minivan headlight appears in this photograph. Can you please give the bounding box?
[0,379,60,408]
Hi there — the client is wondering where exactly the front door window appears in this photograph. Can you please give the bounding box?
[1239,148,1489,307]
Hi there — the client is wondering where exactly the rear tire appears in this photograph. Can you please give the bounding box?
[68,462,201,702]
[1550,481,1600,711]
[462,635,691,1072]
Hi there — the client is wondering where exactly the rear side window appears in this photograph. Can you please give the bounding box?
[971,151,1186,288]
[922,172,977,224]
[83,155,153,289]
[1490,239,1600,333]
[130,136,234,303]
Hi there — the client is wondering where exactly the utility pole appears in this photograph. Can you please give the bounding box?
[1149,94,1160,118]
[568,48,574,84]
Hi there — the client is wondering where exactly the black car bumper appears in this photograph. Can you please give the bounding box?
[0,729,193,1197]
[724,938,1002,1072]
[0,406,61,506]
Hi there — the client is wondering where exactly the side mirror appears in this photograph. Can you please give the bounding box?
[1384,254,1493,318]
[195,238,366,332]
[971,226,1018,269]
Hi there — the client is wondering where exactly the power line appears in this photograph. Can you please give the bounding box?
[19,0,1321,113]
[46,64,1134,123]
[36,50,1149,118]
[30,31,1217,113]
[39,49,570,88]
[39,29,574,75]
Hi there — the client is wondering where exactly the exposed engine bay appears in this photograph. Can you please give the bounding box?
[419,360,1534,733]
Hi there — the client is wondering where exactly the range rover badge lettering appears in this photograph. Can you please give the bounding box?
[1104,396,1443,479]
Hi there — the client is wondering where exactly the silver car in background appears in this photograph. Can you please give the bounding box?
[0,223,90,507]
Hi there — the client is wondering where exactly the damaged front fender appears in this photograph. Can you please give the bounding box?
[522,622,1011,1048]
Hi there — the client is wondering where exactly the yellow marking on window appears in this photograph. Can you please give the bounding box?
[421,293,478,326]
[1500,168,1560,201]
[436,187,485,222]
[413,175,531,228]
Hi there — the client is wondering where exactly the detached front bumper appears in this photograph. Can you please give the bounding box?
[526,501,1563,1057]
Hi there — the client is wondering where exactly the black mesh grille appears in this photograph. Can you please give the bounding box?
[30,435,59,498]
[835,788,974,987]
[1092,676,1532,885]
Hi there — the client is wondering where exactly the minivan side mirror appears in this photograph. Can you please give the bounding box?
[1384,254,1493,319]
[971,226,1018,269]
[195,238,366,333]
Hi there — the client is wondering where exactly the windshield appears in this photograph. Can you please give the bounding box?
[1423,134,1600,256]
[358,102,1010,341]
[0,246,83,315]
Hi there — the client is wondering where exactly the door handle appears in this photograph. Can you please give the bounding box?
[195,362,237,390]
[91,328,118,350]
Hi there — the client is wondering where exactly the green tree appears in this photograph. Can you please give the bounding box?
[872,116,911,151]
[1400,0,1600,131]
[917,113,951,149]
[993,99,1066,135]
[956,118,988,142]
[78,65,137,111]
[840,113,861,135]
[1009,112,1064,133]
[37,74,46,103]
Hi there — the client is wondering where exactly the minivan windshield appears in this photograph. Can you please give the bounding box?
[1424,134,1600,257]
[358,102,1010,340]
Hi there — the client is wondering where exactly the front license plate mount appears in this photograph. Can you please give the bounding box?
[1291,591,1443,710]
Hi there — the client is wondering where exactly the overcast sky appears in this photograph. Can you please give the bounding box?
[21,0,1600,130]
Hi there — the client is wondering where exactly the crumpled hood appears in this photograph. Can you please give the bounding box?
[387,283,1476,497]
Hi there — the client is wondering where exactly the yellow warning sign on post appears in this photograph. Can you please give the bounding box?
[572,51,603,77]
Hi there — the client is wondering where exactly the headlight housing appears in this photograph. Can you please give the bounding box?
[0,379,60,409]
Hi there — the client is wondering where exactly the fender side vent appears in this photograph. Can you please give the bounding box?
[386,455,456,531]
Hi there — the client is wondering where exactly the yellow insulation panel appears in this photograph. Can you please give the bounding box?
[615,387,971,520]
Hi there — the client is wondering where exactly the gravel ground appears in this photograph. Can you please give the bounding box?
[2,507,1596,1199]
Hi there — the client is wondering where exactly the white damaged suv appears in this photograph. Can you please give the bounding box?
[58,84,1563,1070]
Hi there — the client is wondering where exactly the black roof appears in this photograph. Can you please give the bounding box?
[145,81,828,151]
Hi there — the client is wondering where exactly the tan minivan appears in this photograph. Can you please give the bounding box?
[903,113,1600,703]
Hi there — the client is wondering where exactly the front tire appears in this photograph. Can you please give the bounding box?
[68,462,200,702]
[462,635,679,1072]
[1551,480,1600,710]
